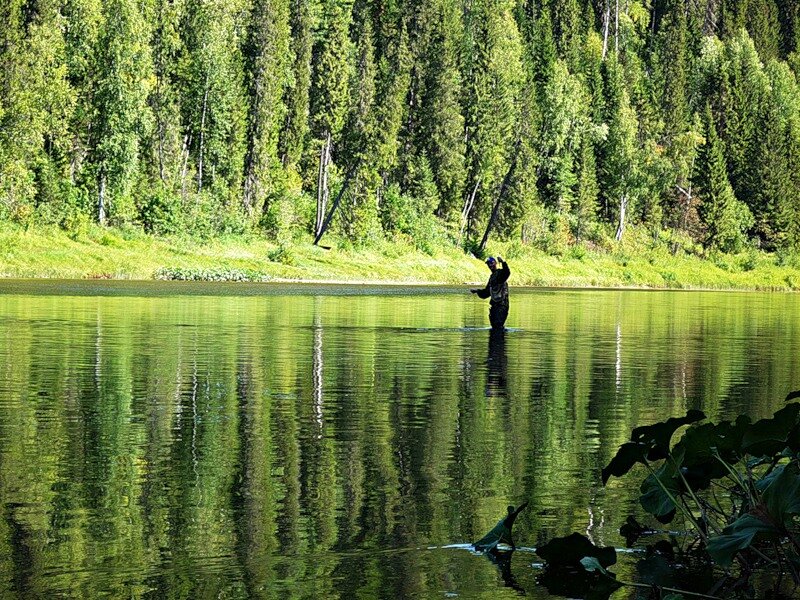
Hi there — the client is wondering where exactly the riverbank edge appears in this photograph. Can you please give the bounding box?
[2,224,799,291]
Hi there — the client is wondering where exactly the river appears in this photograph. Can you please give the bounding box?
[0,281,798,598]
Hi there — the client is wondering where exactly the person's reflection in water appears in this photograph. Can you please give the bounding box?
[486,549,526,594]
[486,328,508,398]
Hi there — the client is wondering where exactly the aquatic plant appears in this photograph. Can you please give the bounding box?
[536,391,800,598]
[153,267,272,282]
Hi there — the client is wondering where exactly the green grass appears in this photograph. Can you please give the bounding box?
[1,223,800,290]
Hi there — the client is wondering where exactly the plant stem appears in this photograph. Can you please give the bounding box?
[670,455,721,534]
[597,569,721,599]
[644,461,708,543]
[714,452,756,508]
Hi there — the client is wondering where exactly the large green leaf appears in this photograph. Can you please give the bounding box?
[536,532,617,568]
[680,415,750,466]
[762,461,800,527]
[672,416,751,490]
[707,514,779,567]
[741,403,800,457]
[601,442,647,484]
[639,462,680,523]
[630,410,706,461]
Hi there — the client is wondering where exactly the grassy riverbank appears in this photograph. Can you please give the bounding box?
[1,223,800,290]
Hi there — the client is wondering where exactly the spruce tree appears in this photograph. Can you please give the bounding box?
[280,0,315,172]
[418,0,466,223]
[748,0,781,60]
[785,117,800,248]
[755,114,793,247]
[597,56,638,241]
[462,0,525,239]
[241,0,291,221]
[549,0,581,67]
[309,0,353,238]
[341,0,380,241]
[573,132,600,242]
[655,0,689,140]
[694,104,753,251]
[530,7,557,89]
[719,30,769,221]
[776,0,799,59]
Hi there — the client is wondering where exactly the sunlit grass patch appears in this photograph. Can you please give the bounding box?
[1,223,800,290]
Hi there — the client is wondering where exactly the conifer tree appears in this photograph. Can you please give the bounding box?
[655,0,689,140]
[748,0,781,60]
[572,133,599,241]
[719,30,769,220]
[753,63,800,247]
[549,0,581,66]
[530,7,557,89]
[785,117,800,248]
[776,0,799,59]
[280,0,314,172]
[341,0,380,240]
[694,104,753,251]
[597,56,638,241]
[241,0,291,220]
[418,0,466,223]
[462,0,525,238]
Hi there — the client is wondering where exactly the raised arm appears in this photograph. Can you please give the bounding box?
[495,258,510,285]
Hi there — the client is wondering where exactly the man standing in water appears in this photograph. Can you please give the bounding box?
[471,256,510,330]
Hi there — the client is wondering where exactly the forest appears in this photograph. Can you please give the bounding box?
[1,0,800,256]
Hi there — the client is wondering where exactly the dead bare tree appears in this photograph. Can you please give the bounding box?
[479,144,520,252]
[313,161,359,246]
[315,132,332,239]
[460,178,481,241]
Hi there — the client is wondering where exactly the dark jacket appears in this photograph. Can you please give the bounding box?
[476,261,510,305]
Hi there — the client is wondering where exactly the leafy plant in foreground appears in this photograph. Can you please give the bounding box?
[603,392,800,571]
[536,391,800,598]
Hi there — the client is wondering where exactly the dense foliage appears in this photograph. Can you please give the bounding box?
[535,392,800,599]
[2,0,800,253]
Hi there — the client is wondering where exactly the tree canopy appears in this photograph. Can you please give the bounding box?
[2,0,800,252]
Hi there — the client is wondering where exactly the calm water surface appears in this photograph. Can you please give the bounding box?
[0,280,798,598]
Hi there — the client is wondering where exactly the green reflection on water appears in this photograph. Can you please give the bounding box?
[0,283,798,598]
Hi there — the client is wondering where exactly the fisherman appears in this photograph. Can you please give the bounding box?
[471,256,511,330]
[473,501,529,552]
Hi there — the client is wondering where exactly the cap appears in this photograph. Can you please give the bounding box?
[486,257,497,265]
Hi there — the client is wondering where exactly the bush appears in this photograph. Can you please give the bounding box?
[138,186,182,235]
[267,245,296,266]
[567,244,587,261]
[379,182,447,254]
[153,267,271,282]
[740,250,759,272]
[534,392,800,599]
